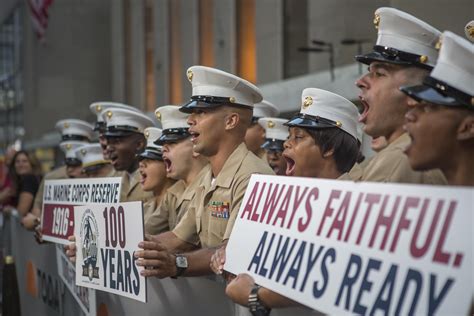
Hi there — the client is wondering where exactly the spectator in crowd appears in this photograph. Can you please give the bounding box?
[5,150,42,219]
[0,146,17,209]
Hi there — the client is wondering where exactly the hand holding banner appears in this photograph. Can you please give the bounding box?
[74,201,147,302]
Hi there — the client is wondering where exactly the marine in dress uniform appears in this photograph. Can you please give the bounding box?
[75,143,114,178]
[101,107,155,203]
[401,31,474,185]
[136,66,273,279]
[145,105,209,234]
[138,127,175,221]
[257,117,288,175]
[245,100,280,159]
[89,101,141,161]
[347,7,447,184]
[27,119,93,231]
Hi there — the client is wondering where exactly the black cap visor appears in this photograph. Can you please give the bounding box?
[154,128,190,145]
[65,158,82,167]
[401,76,471,108]
[179,95,253,114]
[355,45,433,70]
[137,149,163,161]
[261,139,285,152]
[94,121,106,132]
[285,114,338,130]
[104,126,141,138]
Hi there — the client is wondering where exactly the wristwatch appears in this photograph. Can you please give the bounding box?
[174,254,188,278]
[248,284,271,316]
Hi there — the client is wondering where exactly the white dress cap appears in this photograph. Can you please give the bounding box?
[55,119,94,141]
[154,105,190,144]
[101,108,155,136]
[155,105,189,130]
[253,100,280,119]
[139,127,163,161]
[180,65,263,113]
[401,31,474,108]
[356,7,441,68]
[287,88,359,140]
[60,141,89,165]
[76,143,110,169]
[258,117,289,141]
[89,102,140,131]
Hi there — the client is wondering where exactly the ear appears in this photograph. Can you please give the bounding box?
[322,147,335,158]
[224,112,240,131]
[457,115,474,141]
[135,135,146,152]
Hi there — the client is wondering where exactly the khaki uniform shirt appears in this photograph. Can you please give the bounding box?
[346,133,447,184]
[120,169,153,208]
[173,143,274,248]
[144,180,186,235]
[33,165,68,211]
[145,164,212,235]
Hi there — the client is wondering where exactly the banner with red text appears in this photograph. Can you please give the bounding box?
[41,177,122,244]
[74,201,147,302]
[225,175,473,315]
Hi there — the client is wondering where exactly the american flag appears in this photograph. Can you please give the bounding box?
[27,0,54,40]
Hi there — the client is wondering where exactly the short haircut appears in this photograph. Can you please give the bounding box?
[306,128,359,173]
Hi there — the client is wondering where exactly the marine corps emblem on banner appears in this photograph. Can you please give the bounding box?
[80,209,100,281]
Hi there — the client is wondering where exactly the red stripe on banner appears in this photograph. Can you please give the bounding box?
[42,203,77,242]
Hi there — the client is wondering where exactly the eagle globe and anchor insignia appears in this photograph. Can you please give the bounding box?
[80,209,100,281]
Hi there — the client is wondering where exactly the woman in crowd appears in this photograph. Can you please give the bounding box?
[138,127,176,226]
[212,88,360,314]
[5,150,42,218]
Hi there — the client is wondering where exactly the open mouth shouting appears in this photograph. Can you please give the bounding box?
[139,169,147,185]
[163,156,173,173]
[359,96,370,123]
[283,153,296,176]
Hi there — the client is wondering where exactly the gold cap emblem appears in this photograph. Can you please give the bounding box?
[419,55,428,63]
[465,22,474,41]
[155,111,161,120]
[229,97,236,103]
[187,70,193,82]
[267,121,275,128]
[145,130,150,138]
[373,13,380,29]
[95,104,102,112]
[63,122,70,129]
[336,121,342,127]
[303,96,313,108]
[81,149,87,155]
[435,36,443,50]
[66,144,72,150]
[106,111,113,118]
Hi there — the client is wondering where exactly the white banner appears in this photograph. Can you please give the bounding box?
[225,175,473,315]
[41,177,122,244]
[56,245,97,316]
[74,201,147,302]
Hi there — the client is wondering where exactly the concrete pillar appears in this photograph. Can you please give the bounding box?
[110,0,125,101]
[255,0,283,85]
[153,0,170,106]
[213,0,236,73]
[128,0,146,110]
